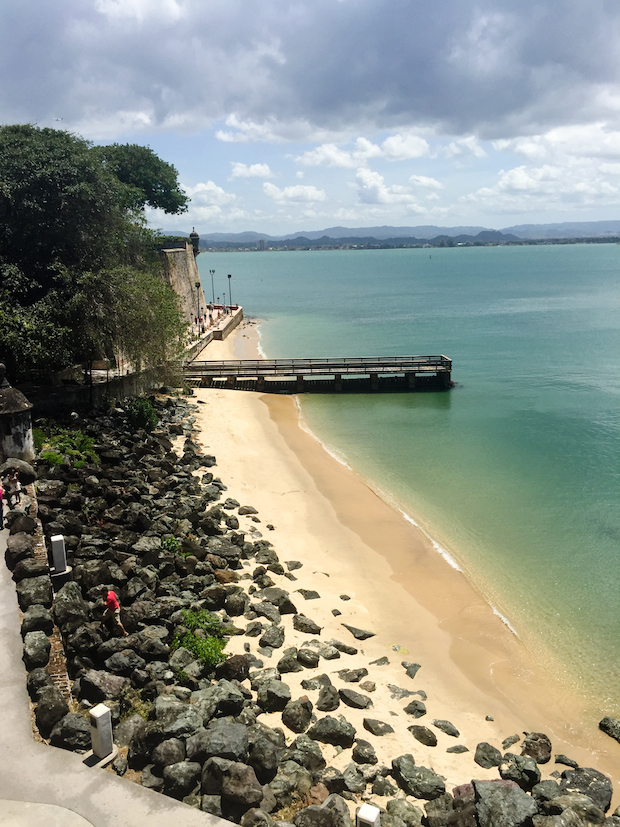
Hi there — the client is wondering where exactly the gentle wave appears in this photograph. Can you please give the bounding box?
[491,605,519,637]
[295,397,354,470]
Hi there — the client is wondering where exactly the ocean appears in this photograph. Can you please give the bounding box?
[198,244,620,709]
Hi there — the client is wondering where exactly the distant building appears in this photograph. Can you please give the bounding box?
[258,239,265,251]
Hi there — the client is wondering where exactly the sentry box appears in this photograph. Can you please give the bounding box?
[89,703,113,759]
[50,534,67,574]
[357,804,381,827]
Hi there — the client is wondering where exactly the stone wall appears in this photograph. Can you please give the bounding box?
[160,243,207,325]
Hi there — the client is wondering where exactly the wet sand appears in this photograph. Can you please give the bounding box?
[192,321,620,799]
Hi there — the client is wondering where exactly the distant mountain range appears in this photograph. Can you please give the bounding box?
[162,220,620,244]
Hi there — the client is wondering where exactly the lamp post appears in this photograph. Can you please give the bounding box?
[228,274,232,308]
[194,281,200,330]
[209,269,215,304]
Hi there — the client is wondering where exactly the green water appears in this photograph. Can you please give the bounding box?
[199,245,620,706]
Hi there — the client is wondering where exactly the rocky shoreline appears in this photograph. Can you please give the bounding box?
[4,393,620,827]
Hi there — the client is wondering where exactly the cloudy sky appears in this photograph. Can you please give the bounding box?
[4,0,620,235]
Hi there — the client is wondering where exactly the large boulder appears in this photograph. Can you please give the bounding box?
[282,697,313,733]
[22,630,51,670]
[520,731,552,764]
[186,718,249,764]
[283,734,326,773]
[79,669,129,703]
[308,716,356,748]
[162,761,201,800]
[599,716,620,744]
[499,753,541,791]
[0,458,37,483]
[53,581,90,634]
[16,576,53,611]
[221,762,264,807]
[474,742,503,769]
[257,679,291,712]
[473,779,538,827]
[35,684,69,738]
[391,755,445,800]
[190,679,246,723]
[50,713,91,751]
[5,532,35,570]
[560,768,613,813]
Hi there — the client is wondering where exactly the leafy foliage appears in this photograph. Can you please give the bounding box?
[36,428,100,467]
[161,536,182,553]
[125,397,158,432]
[171,609,228,669]
[0,125,189,382]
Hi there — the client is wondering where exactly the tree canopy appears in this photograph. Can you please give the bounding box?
[0,124,189,382]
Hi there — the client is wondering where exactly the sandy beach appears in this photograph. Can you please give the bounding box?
[192,319,620,802]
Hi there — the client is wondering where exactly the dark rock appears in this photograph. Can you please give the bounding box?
[308,716,356,748]
[321,767,346,794]
[66,624,104,657]
[521,731,552,764]
[541,792,606,825]
[79,669,129,702]
[531,780,562,802]
[474,742,503,769]
[277,648,304,674]
[163,761,201,799]
[16,575,53,611]
[248,733,282,783]
[328,640,357,655]
[297,589,320,600]
[49,712,91,751]
[560,767,613,813]
[5,532,35,570]
[283,734,326,773]
[112,757,128,776]
[104,649,146,676]
[260,625,285,649]
[286,561,303,571]
[502,734,520,750]
[23,630,51,670]
[363,719,394,736]
[10,514,37,535]
[316,685,340,712]
[221,761,264,806]
[297,648,320,668]
[240,808,274,827]
[27,667,54,699]
[113,714,144,747]
[433,719,459,737]
[257,679,291,712]
[342,762,366,794]
[141,764,164,792]
[35,684,70,737]
[12,558,49,582]
[392,755,445,800]
[156,698,202,738]
[191,679,246,722]
[499,753,541,791]
[446,745,469,754]
[201,795,223,816]
[253,601,281,625]
[0,458,36,483]
[473,779,538,827]
[555,754,578,769]
[336,668,368,683]
[338,688,372,710]
[52,581,89,633]
[282,697,314,733]
[294,615,322,635]
[352,739,377,765]
[599,717,620,744]
[386,800,423,827]
[403,699,427,718]
[215,654,251,683]
[341,624,374,641]
[256,587,297,615]
[372,776,397,796]
[402,661,422,680]
[292,806,333,827]
[321,793,355,827]
[152,737,186,769]
[186,718,249,764]
[409,725,437,747]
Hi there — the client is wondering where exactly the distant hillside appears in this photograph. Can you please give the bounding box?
[161,220,620,244]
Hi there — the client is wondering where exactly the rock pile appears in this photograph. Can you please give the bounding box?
[4,395,620,826]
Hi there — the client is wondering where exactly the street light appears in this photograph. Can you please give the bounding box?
[228,274,232,308]
[209,269,215,304]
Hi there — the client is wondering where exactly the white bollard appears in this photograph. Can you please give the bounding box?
[89,703,113,759]
[357,804,381,827]
[50,534,67,574]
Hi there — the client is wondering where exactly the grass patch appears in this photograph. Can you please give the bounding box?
[171,609,228,670]
[35,427,100,467]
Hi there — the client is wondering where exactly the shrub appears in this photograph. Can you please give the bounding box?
[176,631,226,669]
[125,397,158,432]
[161,536,182,554]
[36,428,99,467]
[40,450,63,465]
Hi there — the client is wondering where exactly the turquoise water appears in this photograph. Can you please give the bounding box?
[198,246,620,705]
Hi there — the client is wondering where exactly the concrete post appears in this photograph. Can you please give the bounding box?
[334,374,342,392]
[89,703,113,758]
[406,373,417,390]
[50,535,67,574]
[370,373,379,391]
[296,375,305,392]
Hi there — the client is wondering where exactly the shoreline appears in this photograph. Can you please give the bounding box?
[195,319,620,798]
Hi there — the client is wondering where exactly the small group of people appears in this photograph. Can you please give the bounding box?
[0,469,22,529]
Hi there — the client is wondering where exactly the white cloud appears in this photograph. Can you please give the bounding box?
[184,181,237,207]
[230,162,274,179]
[409,174,444,190]
[94,0,184,23]
[494,124,620,162]
[444,136,487,158]
[355,168,416,204]
[295,137,382,168]
[263,182,328,203]
[381,133,430,161]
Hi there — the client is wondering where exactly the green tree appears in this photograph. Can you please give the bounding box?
[97,143,189,214]
[0,124,189,382]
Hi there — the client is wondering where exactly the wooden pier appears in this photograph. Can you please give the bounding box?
[185,355,452,393]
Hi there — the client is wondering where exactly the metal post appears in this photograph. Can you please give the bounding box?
[209,269,215,303]
[228,274,232,308]
[194,280,200,331]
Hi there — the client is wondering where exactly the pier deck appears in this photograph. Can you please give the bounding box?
[185,355,452,393]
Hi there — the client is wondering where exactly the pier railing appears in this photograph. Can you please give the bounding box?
[185,355,452,393]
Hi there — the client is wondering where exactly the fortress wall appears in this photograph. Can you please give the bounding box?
[160,243,207,325]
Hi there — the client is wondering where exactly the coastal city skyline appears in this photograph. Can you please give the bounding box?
[3,0,620,234]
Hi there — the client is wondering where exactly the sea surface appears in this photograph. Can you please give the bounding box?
[198,245,620,708]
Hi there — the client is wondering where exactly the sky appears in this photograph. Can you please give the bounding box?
[3,0,620,236]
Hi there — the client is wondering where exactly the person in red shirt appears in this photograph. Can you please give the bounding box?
[102,588,128,636]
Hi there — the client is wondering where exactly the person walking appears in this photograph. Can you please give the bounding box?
[101,587,128,636]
